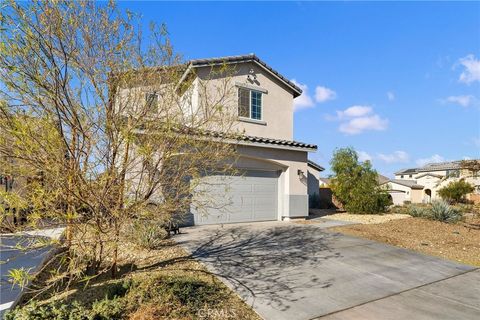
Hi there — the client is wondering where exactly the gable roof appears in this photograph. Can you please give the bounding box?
[415,173,443,179]
[377,174,390,185]
[307,160,324,172]
[390,179,424,189]
[185,54,303,97]
[395,159,480,175]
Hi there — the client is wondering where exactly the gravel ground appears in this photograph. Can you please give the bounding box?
[331,216,480,267]
[324,213,412,224]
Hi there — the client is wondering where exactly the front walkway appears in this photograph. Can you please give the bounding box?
[175,221,479,320]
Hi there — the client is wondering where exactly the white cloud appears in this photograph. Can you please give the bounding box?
[291,79,314,111]
[337,105,372,119]
[416,154,445,167]
[458,54,480,84]
[377,151,410,164]
[315,86,337,103]
[339,114,389,135]
[387,91,395,101]
[442,95,475,107]
[357,151,372,162]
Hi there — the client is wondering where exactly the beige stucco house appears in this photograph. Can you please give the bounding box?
[382,160,480,205]
[124,54,318,225]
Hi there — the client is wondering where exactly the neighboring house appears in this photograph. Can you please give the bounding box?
[307,160,325,199]
[125,54,318,225]
[382,160,480,205]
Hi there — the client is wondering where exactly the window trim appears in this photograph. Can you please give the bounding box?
[237,88,264,121]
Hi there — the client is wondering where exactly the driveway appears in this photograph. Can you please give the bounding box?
[175,220,479,320]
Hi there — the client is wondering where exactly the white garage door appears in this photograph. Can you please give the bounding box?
[192,170,279,225]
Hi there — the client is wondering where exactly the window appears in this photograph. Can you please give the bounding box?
[145,92,158,112]
[238,88,262,120]
[446,170,460,178]
[409,174,413,178]
[401,175,404,178]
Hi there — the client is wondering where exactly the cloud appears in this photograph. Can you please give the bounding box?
[442,95,475,107]
[387,91,395,101]
[337,105,372,119]
[291,79,314,111]
[315,86,337,103]
[458,54,480,84]
[339,114,389,135]
[416,154,445,167]
[377,151,410,164]
[357,151,372,162]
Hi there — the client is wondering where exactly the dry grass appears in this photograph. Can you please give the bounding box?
[331,215,480,267]
[18,238,260,320]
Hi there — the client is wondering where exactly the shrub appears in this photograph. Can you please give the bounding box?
[90,297,125,320]
[408,205,429,218]
[126,275,227,317]
[437,180,474,203]
[329,147,390,214]
[407,201,463,223]
[4,301,89,320]
[430,200,463,223]
[126,219,168,250]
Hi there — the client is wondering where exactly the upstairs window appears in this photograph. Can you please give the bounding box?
[446,169,460,178]
[238,88,262,120]
[145,92,158,112]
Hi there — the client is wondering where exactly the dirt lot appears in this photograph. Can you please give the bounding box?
[331,215,480,267]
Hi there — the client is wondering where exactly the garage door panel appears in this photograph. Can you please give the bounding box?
[192,170,278,225]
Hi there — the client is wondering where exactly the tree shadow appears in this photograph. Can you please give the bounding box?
[167,224,343,312]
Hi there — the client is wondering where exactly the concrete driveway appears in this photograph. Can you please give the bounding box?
[175,220,479,320]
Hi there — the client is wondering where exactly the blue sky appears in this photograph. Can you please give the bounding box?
[121,1,480,177]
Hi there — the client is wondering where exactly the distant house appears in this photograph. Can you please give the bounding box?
[381,160,480,205]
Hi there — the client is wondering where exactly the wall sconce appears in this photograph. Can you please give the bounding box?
[297,169,304,177]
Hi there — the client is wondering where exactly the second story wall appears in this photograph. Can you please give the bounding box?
[195,62,295,141]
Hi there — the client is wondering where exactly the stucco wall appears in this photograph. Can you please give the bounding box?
[195,62,295,141]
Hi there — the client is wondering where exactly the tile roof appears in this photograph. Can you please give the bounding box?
[390,179,424,189]
[307,160,325,171]
[394,159,480,175]
[188,54,303,97]
[235,133,317,151]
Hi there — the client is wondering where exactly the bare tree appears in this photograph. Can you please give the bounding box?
[0,0,239,291]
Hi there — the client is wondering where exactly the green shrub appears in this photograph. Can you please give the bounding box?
[408,205,429,218]
[430,200,463,223]
[329,147,390,214]
[126,219,168,250]
[90,297,125,320]
[4,301,89,320]
[437,180,474,203]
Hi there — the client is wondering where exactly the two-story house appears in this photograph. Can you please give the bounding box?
[125,54,318,225]
[382,160,480,205]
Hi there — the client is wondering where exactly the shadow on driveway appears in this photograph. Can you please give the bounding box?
[175,222,477,320]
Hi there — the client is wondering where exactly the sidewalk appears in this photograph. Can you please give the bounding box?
[0,227,64,317]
